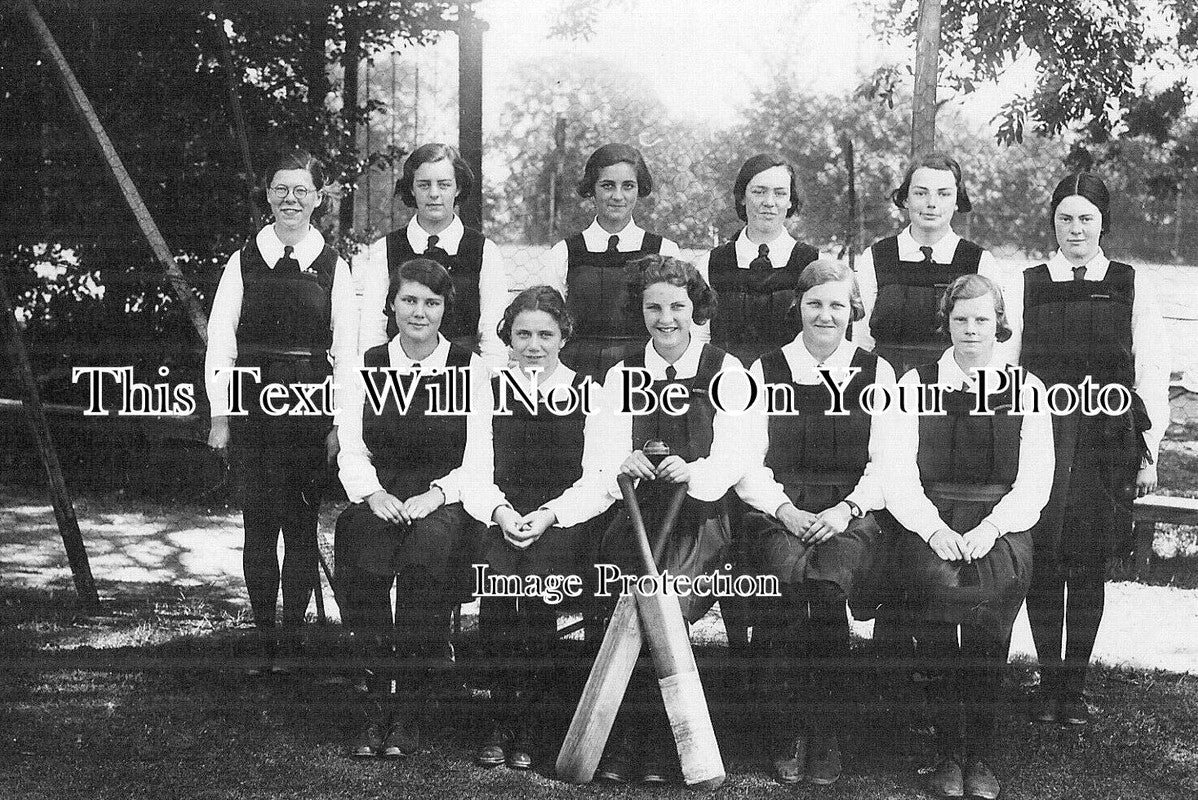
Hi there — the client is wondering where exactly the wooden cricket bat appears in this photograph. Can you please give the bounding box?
[620,474,726,791]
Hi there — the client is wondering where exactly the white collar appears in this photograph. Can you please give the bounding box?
[780,336,858,382]
[734,227,797,267]
[501,363,577,395]
[936,346,1014,388]
[387,333,452,370]
[896,226,961,263]
[642,335,705,380]
[256,224,326,270]
[1046,248,1110,281]
[582,217,646,252]
[407,214,464,254]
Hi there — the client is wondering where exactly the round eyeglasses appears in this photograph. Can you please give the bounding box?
[271,185,316,200]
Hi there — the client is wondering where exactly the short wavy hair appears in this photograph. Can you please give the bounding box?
[732,153,801,222]
[891,152,973,213]
[786,258,865,327]
[498,285,575,345]
[385,257,456,317]
[936,273,1012,343]
[577,143,653,198]
[395,143,475,208]
[624,254,717,326]
[263,147,328,215]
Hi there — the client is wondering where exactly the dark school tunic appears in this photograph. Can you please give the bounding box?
[1021,261,1146,569]
[867,235,982,373]
[559,230,664,380]
[598,343,732,622]
[385,226,486,351]
[896,365,1033,631]
[706,232,819,367]
[475,372,593,578]
[745,348,882,595]
[234,238,337,489]
[334,342,475,583]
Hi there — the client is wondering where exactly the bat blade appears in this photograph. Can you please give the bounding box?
[634,587,726,790]
[555,592,642,784]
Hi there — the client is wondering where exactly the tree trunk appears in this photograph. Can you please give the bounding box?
[457,3,485,230]
[339,8,362,237]
[308,8,330,117]
[911,0,942,158]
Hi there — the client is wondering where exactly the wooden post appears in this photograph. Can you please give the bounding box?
[457,3,485,229]
[339,9,363,237]
[841,133,857,268]
[212,1,262,237]
[911,0,942,158]
[20,0,209,345]
[0,272,101,612]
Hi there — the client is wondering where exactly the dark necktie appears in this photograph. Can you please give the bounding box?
[606,234,620,253]
[1072,265,1087,281]
[919,245,934,263]
[425,234,440,253]
[275,245,300,272]
[749,243,772,271]
[665,365,677,382]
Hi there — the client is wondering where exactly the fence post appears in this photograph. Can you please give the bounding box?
[458,3,485,229]
[911,0,942,158]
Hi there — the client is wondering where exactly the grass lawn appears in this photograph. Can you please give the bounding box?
[2,582,1197,800]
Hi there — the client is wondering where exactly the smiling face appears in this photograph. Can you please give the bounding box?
[1053,194,1103,265]
[642,281,694,358]
[948,293,998,366]
[799,279,852,355]
[905,167,958,241]
[510,309,565,375]
[593,162,639,233]
[267,168,321,234]
[412,158,459,231]
[392,279,446,351]
[743,165,792,239]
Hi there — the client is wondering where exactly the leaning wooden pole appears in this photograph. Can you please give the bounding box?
[20,0,209,344]
[911,0,942,158]
[0,273,101,612]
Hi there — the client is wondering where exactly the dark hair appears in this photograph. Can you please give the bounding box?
[577,143,653,198]
[936,274,1013,343]
[786,258,865,327]
[1049,172,1111,234]
[891,152,972,213]
[732,153,801,222]
[385,257,456,316]
[395,143,475,208]
[264,147,328,215]
[624,254,717,326]
[498,285,574,345]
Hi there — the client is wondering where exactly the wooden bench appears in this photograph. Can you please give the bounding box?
[1131,494,1198,580]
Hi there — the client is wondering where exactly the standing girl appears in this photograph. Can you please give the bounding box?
[544,143,682,381]
[205,148,360,670]
[697,153,819,368]
[590,255,748,783]
[1022,173,1168,726]
[856,152,1019,373]
[334,258,492,758]
[463,286,613,771]
[886,275,1053,799]
[357,142,509,369]
[735,259,895,786]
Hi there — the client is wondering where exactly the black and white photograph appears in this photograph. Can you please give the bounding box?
[2,1,1197,798]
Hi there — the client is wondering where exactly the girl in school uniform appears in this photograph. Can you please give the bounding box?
[334,257,492,759]
[886,274,1053,799]
[544,143,682,381]
[463,286,614,771]
[856,152,1020,374]
[590,254,749,784]
[735,258,895,786]
[1022,173,1168,727]
[696,153,819,368]
[356,142,509,369]
[205,148,364,671]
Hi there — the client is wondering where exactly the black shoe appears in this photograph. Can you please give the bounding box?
[476,726,510,767]
[505,729,534,770]
[1030,689,1059,724]
[350,722,383,758]
[595,739,635,783]
[639,757,674,784]
[381,712,420,757]
[963,757,1000,800]
[925,754,964,798]
[770,734,806,784]
[807,733,841,786]
[1060,694,1091,726]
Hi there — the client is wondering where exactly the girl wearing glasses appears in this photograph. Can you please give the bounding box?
[205,148,363,671]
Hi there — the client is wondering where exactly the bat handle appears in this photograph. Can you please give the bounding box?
[651,483,689,567]
[617,473,658,577]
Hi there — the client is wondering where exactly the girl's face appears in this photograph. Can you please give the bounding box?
[594,162,639,231]
[267,168,321,233]
[412,158,459,228]
[1053,194,1103,264]
[642,281,694,354]
[905,167,957,240]
[948,294,998,364]
[743,165,791,238]
[392,279,445,349]
[509,309,564,374]
[799,279,853,353]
